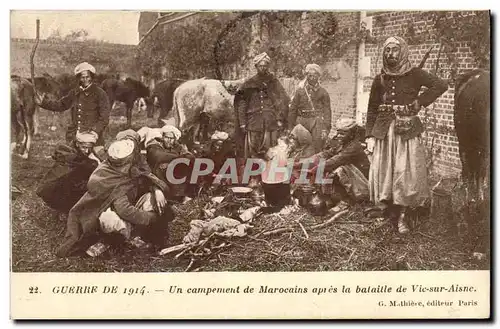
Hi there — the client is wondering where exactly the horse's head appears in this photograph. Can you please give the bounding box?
[54,73,77,96]
[31,75,64,97]
[220,78,246,95]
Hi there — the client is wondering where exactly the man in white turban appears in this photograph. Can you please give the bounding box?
[145,124,194,203]
[55,134,173,257]
[160,125,182,143]
[36,130,102,221]
[234,52,290,158]
[253,52,271,68]
[35,61,111,146]
[74,62,96,77]
[288,63,332,153]
[308,117,370,213]
[197,130,236,187]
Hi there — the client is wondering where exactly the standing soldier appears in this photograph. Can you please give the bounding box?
[234,52,290,158]
[35,62,111,147]
[365,36,447,234]
[288,63,332,153]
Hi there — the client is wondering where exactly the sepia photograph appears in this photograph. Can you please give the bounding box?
[9,9,490,276]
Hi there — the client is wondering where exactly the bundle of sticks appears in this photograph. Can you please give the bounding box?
[159,232,230,271]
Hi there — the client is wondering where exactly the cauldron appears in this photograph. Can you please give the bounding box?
[262,182,291,208]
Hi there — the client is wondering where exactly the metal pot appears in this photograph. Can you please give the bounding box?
[295,185,315,207]
[262,182,291,208]
[229,186,253,200]
[308,193,328,216]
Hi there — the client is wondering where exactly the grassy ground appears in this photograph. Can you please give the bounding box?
[10,107,490,272]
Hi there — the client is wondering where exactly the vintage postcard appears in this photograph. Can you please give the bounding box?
[9,9,491,319]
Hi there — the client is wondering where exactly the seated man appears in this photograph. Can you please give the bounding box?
[144,125,195,203]
[288,124,316,160]
[55,131,172,257]
[36,131,102,221]
[287,124,317,194]
[200,131,236,187]
[309,118,370,212]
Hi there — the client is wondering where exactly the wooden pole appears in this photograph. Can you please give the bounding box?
[30,19,40,99]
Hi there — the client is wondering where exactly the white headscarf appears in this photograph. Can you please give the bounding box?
[107,140,135,160]
[74,62,96,75]
[253,52,271,66]
[75,131,98,144]
[305,64,322,75]
[211,131,229,141]
[382,36,413,76]
[336,118,357,131]
[160,125,182,140]
[144,128,163,147]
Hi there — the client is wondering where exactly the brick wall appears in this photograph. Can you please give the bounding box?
[10,38,138,78]
[362,11,485,177]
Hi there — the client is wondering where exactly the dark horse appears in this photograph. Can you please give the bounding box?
[150,78,186,126]
[11,75,36,159]
[11,74,61,159]
[453,68,490,253]
[101,77,152,128]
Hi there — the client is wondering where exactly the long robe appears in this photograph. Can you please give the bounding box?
[36,142,99,213]
[55,150,167,257]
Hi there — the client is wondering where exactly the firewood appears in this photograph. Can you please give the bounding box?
[263,227,294,236]
[308,210,349,230]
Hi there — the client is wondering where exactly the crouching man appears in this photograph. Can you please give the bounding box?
[309,118,370,212]
[199,131,236,187]
[37,131,102,221]
[55,131,172,258]
[144,125,195,203]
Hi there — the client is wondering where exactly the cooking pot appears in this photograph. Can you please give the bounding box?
[229,186,253,201]
[295,184,315,207]
[262,182,291,208]
[308,193,328,216]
